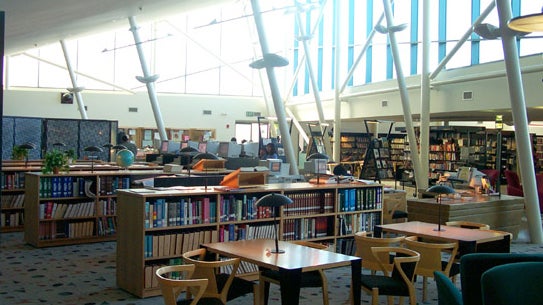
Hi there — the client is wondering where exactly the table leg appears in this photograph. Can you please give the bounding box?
[279,268,302,305]
[374,225,383,237]
[351,258,362,305]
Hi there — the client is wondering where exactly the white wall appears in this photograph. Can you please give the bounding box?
[3,89,267,141]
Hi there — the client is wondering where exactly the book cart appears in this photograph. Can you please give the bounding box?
[24,170,163,247]
[116,182,383,298]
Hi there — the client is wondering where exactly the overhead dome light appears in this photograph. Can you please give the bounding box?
[508,7,543,32]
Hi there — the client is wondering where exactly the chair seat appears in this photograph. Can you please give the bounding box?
[261,269,323,287]
[392,210,408,219]
[360,274,410,296]
[216,273,256,301]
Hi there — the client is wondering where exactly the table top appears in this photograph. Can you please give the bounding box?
[202,239,359,272]
[377,221,510,244]
[408,194,523,205]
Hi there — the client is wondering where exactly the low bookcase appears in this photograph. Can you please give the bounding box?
[24,170,163,247]
[1,166,41,232]
[116,182,383,298]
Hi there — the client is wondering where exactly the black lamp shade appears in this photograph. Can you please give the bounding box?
[333,165,349,176]
[192,152,219,161]
[426,185,456,195]
[53,142,66,147]
[180,146,199,153]
[84,146,104,153]
[255,193,293,208]
[19,142,36,150]
[112,145,127,150]
[307,153,329,161]
[103,143,114,149]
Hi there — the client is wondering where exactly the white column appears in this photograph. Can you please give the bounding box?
[60,40,88,120]
[495,0,542,243]
[128,16,168,142]
[419,0,430,191]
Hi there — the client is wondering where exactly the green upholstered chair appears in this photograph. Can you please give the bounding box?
[434,271,463,305]
[481,262,543,305]
[460,253,543,305]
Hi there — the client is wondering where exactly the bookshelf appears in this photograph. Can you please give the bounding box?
[116,182,383,298]
[359,138,395,182]
[338,133,370,161]
[1,166,41,232]
[23,170,163,247]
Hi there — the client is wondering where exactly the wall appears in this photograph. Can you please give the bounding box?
[3,89,267,142]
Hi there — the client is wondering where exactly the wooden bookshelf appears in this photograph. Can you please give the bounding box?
[1,167,41,232]
[116,182,383,298]
[23,170,163,247]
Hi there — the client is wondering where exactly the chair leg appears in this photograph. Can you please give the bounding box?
[372,288,379,305]
[322,287,329,305]
[387,296,394,305]
[422,276,427,302]
[259,279,271,305]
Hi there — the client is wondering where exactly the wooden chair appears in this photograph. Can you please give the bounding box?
[182,248,257,305]
[403,236,460,302]
[359,246,420,305]
[258,240,329,305]
[155,264,209,305]
[354,231,405,274]
[445,221,490,230]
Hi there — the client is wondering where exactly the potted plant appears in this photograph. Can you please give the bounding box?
[11,145,28,160]
[65,149,76,164]
[42,149,69,174]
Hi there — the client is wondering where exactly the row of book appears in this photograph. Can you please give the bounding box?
[1,211,23,227]
[282,192,334,216]
[144,258,183,289]
[1,193,24,208]
[145,198,217,228]
[97,216,116,236]
[39,201,96,220]
[282,217,330,240]
[338,187,383,212]
[338,212,381,236]
[336,238,357,256]
[1,172,26,189]
[38,220,95,240]
[144,229,218,258]
[145,196,275,229]
[39,177,89,198]
[98,176,131,195]
[97,198,117,216]
[219,194,273,221]
[217,223,275,242]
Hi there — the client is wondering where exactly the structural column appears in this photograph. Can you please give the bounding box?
[128,16,168,142]
[250,0,299,175]
[60,39,88,120]
[495,0,542,243]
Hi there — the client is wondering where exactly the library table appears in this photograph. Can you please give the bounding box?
[202,239,362,305]
[375,221,511,257]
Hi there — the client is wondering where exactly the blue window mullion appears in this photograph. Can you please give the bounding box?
[471,0,480,65]
[365,0,372,84]
[438,0,447,62]
[410,0,419,75]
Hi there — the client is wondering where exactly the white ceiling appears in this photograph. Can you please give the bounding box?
[0,0,232,55]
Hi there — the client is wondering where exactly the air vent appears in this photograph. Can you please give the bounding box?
[203,110,212,115]
[462,91,473,100]
[128,107,138,113]
[246,111,261,117]
[381,100,388,107]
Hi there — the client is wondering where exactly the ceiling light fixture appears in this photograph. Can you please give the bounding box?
[508,6,543,32]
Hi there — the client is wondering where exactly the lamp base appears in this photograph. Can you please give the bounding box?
[270,249,286,254]
[433,228,446,232]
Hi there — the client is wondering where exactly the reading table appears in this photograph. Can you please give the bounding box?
[202,239,362,305]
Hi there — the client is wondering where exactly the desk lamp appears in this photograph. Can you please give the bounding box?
[426,184,455,232]
[307,153,330,184]
[84,146,103,173]
[255,193,293,254]
[19,142,36,167]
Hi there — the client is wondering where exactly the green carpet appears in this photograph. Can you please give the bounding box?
[1,232,541,305]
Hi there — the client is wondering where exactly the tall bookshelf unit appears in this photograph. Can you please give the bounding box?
[116,182,383,298]
[24,170,163,247]
[338,133,370,161]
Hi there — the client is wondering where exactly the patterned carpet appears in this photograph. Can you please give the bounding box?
[1,231,542,305]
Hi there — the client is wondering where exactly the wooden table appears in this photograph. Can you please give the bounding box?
[202,239,362,305]
[375,221,511,256]
[407,194,524,238]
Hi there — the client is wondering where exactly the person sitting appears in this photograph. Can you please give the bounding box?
[120,135,138,156]
[260,143,278,160]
